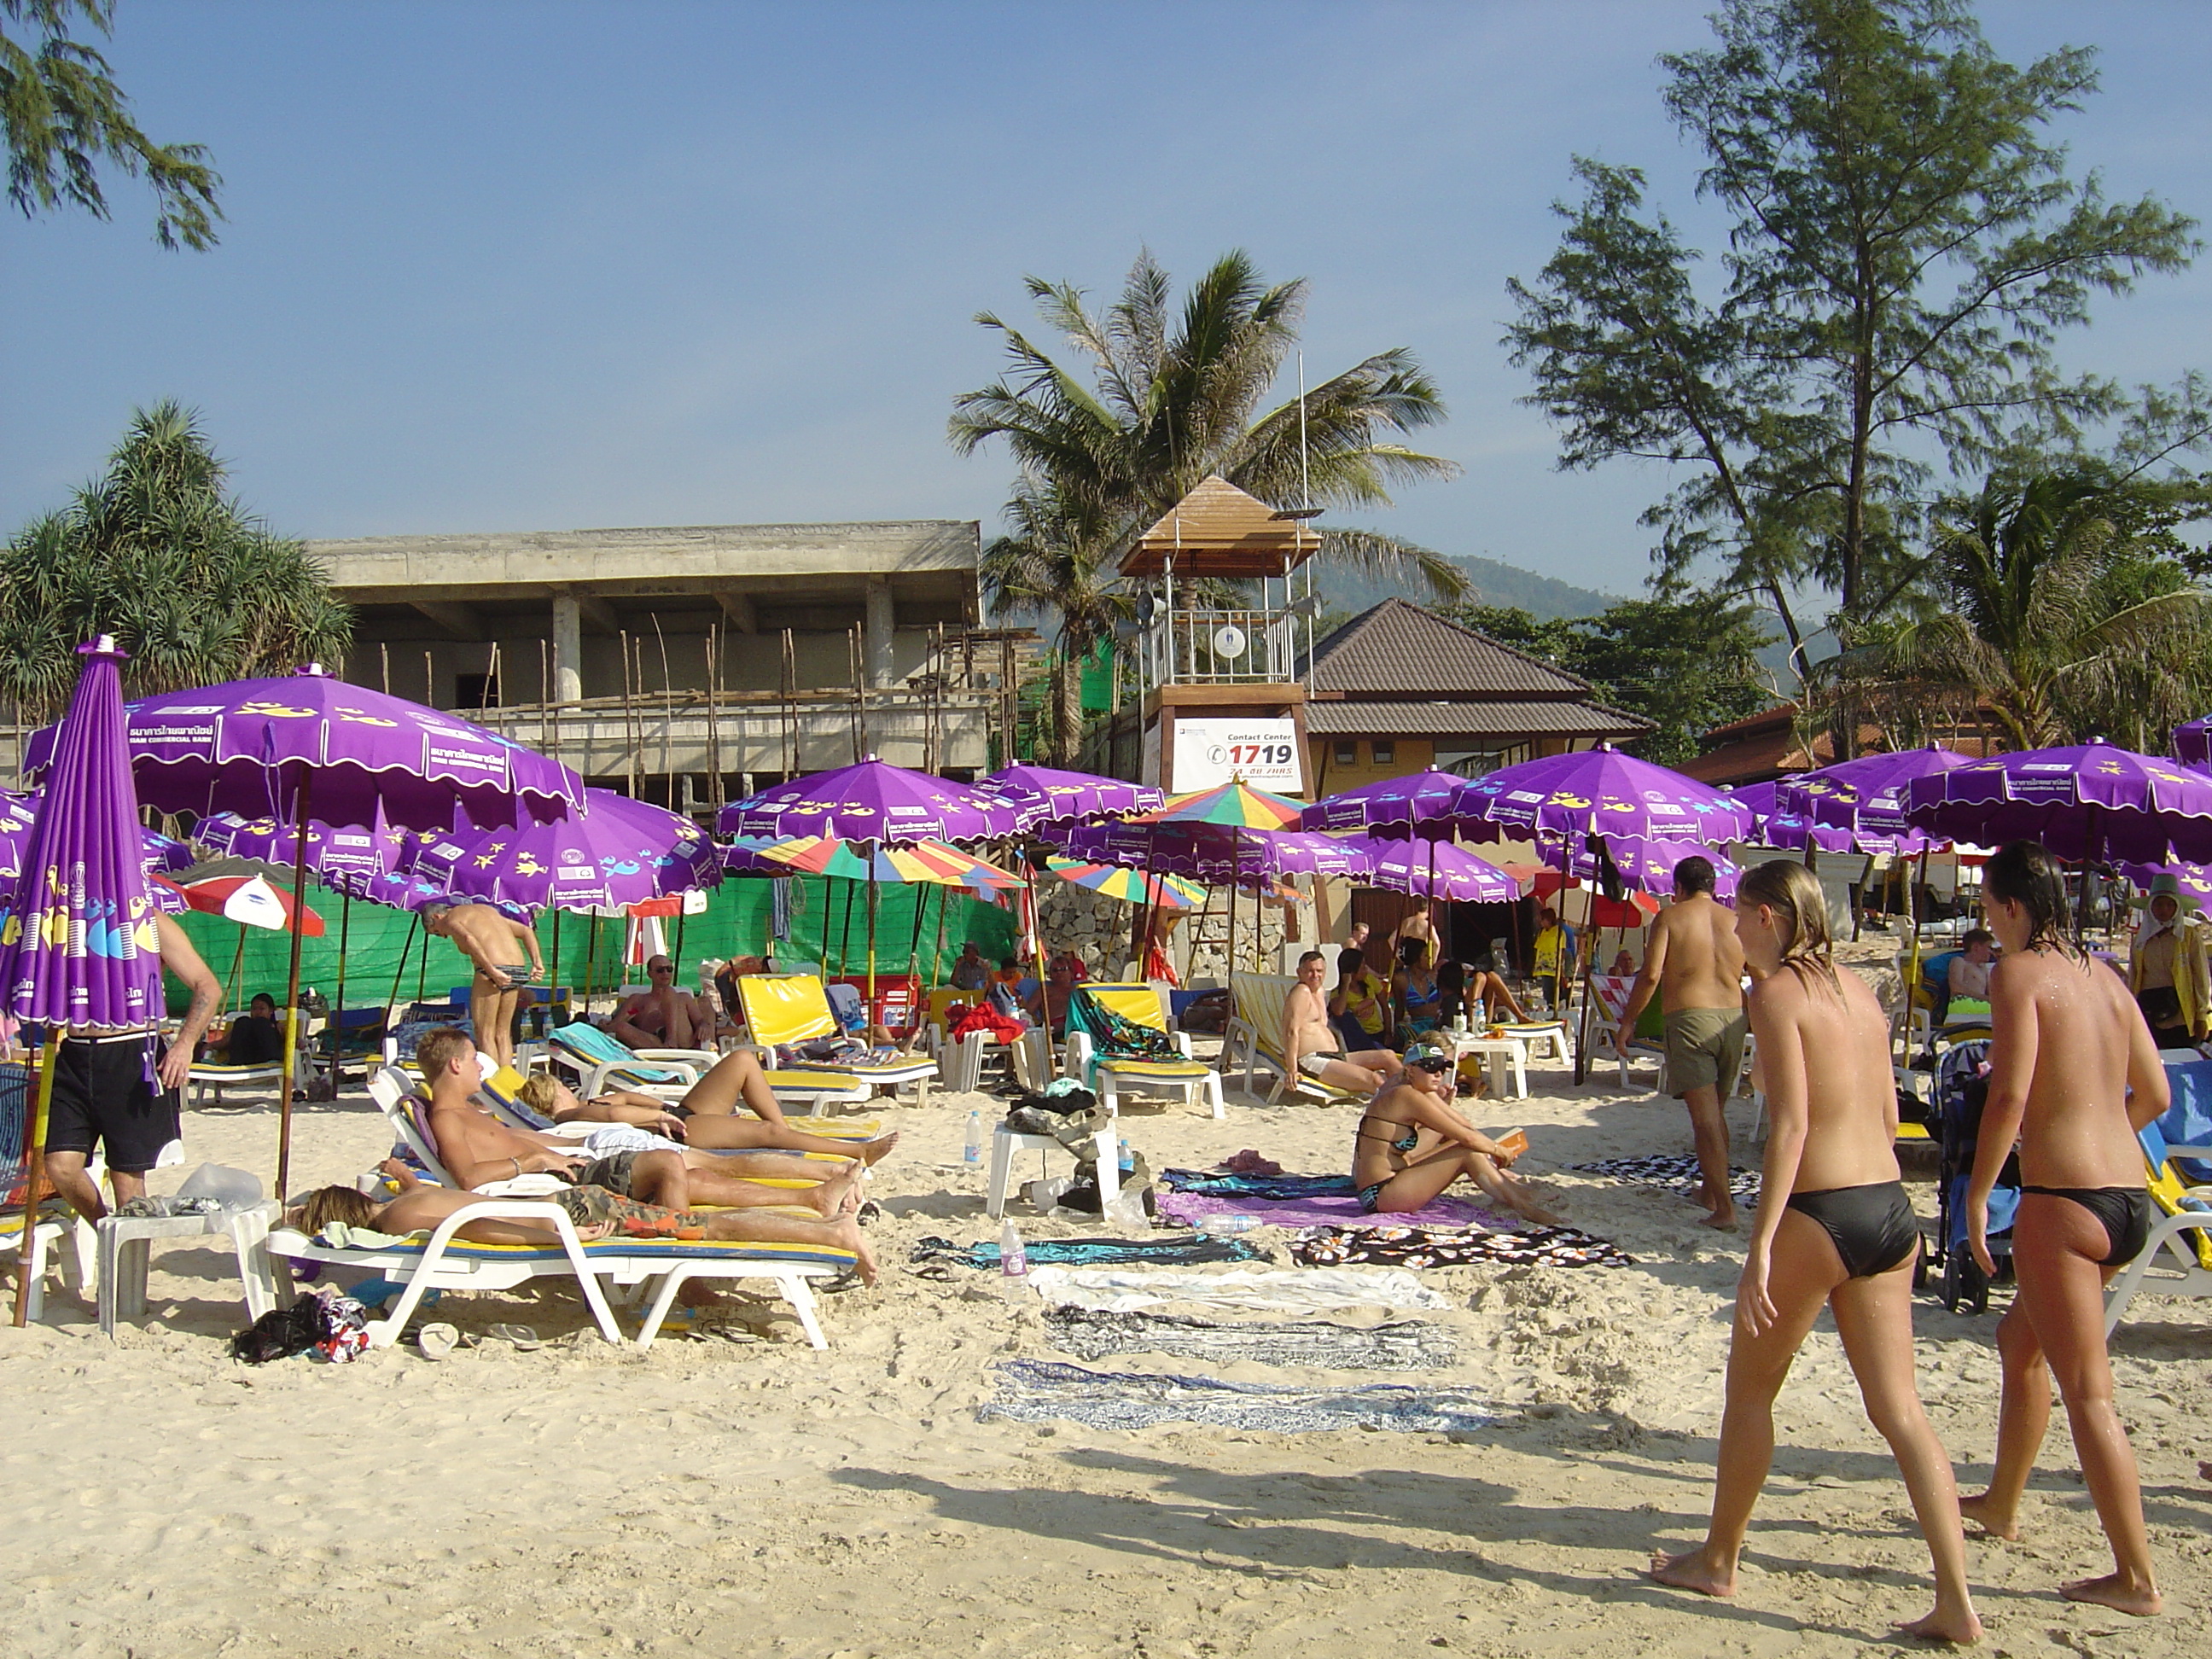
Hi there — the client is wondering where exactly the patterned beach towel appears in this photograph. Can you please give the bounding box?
[1043,1307,1457,1371]
[1569,1155,1761,1203]
[909,1233,1263,1271]
[1155,1186,1504,1232]
[1291,1223,1636,1271]
[979,1359,1490,1435]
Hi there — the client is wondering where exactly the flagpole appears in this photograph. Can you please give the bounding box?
[276,765,314,1200]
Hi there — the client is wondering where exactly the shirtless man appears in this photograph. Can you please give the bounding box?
[414,1027,862,1218]
[421,900,543,1069]
[1284,949,1399,1093]
[519,1048,900,1165]
[294,1167,876,1281]
[612,955,717,1051]
[1389,899,1437,959]
[1960,840,2164,1617]
[1618,855,1747,1229]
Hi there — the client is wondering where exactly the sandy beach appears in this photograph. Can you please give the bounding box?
[2,1035,2208,1659]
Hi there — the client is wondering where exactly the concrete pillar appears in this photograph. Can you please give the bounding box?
[552,593,583,703]
[864,577,895,688]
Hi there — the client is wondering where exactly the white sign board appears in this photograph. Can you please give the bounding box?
[1171,717,1304,794]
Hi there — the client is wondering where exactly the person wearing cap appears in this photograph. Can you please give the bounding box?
[2128,872,2209,1050]
[1350,1041,1562,1224]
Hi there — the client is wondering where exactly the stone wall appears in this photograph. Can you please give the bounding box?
[1032,879,1295,985]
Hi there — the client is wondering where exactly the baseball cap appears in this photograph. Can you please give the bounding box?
[1402,1043,1453,1073]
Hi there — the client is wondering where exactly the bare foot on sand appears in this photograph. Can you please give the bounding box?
[1701,1205,1738,1231]
[2060,1573,2161,1617]
[831,1217,877,1285]
[1957,1493,2019,1541]
[1895,1604,1983,1644]
[859,1131,900,1166]
[1648,1546,1734,1598]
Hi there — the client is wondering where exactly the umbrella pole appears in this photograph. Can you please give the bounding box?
[385,914,417,1027]
[1027,875,1053,1069]
[225,928,247,1013]
[1225,828,1238,1011]
[334,894,351,1027]
[11,1036,58,1327]
[864,859,878,1035]
[928,880,949,985]
[550,907,562,1018]
[276,769,315,1202]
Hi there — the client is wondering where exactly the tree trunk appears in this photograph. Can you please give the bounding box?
[1053,652,1083,768]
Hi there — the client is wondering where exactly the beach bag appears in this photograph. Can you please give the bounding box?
[230,1288,370,1365]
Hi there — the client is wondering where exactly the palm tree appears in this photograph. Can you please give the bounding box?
[951,252,1468,754]
[1854,470,2212,754]
[0,401,352,723]
[981,478,1130,766]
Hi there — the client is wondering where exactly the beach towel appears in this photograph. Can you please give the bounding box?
[1024,1264,1449,1315]
[1161,1168,1355,1200]
[1156,1186,1505,1233]
[978,1359,1490,1435]
[1043,1307,1456,1371]
[1291,1223,1636,1271]
[909,1233,1263,1271]
[1569,1154,1761,1203]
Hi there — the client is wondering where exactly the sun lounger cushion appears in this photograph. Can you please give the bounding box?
[325,1228,858,1271]
[1093,1057,1213,1080]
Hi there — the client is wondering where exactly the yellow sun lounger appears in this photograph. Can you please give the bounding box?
[2102,1120,2212,1335]
[1222,973,1361,1106]
[732,975,937,1103]
[545,1022,871,1115]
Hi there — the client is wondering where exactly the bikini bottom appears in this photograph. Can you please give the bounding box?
[2019,1185,2152,1266]
[1785,1180,1919,1279]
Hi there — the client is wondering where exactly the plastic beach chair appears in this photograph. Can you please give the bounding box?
[1061,982,1224,1119]
[731,975,937,1102]
[0,1062,87,1318]
[2101,1120,2212,1335]
[1586,973,1665,1090]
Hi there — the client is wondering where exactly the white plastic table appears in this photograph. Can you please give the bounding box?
[96,1200,286,1337]
[1446,1033,1530,1100]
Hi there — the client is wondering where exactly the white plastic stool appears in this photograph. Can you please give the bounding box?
[984,1124,1119,1220]
[96,1200,285,1337]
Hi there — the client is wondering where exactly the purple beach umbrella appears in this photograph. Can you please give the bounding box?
[1047,822,1372,885]
[981,765,1163,829]
[1775,746,1970,854]
[1902,740,2212,864]
[1348,835,1521,904]
[1300,768,1470,834]
[1550,833,1742,902]
[193,804,412,887]
[24,664,586,832]
[0,640,166,1322]
[1447,744,1756,847]
[2175,717,2212,771]
[411,788,721,915]
[718,754,1022,846]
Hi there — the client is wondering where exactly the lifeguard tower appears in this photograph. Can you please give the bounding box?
[1121,475,1320,797]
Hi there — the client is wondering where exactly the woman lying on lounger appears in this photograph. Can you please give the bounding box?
[1350,1043,1560,1224]
[294,1165,877,1283]
[515,1051,899,1165]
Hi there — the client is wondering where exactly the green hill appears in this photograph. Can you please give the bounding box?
[1324,552,1621,624]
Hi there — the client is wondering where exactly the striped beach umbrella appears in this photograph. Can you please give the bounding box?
[1045,857,1208,910]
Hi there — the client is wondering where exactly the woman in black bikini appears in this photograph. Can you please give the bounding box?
[1650,859,1979,1644]
[1959,840,2165,1617]
[1348,1044,1561,1224]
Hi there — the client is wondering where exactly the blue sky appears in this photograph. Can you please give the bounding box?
[3,1,2206,601]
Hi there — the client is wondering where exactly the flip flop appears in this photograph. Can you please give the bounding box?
[415,1322,458,1360]
[486,1323,543,1351]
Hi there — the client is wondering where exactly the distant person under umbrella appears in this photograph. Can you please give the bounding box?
[224,992,285,1066]
[2128,874,2207,1050]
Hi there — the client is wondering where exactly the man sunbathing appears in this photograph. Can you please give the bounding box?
[612,955,721,1051]
[416,1027,860,1218]
[1284,949,1400,1091]
[294,1167,876,1282]
[515,1051,899,1165]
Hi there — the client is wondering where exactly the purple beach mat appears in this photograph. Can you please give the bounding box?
[1157,1187,1511,1232]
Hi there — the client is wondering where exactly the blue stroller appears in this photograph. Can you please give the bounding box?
[1918,1038,2018,1313]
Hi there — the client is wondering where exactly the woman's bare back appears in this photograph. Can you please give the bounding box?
[1996,949,2152,1190]
[1753,963,1899,1192]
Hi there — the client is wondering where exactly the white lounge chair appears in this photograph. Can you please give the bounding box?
[1222,974,1361,1107]
[2102,1121,2212,1335]
[1062,982,1224,1119]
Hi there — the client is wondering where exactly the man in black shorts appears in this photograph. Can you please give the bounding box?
[44,913,223,1223]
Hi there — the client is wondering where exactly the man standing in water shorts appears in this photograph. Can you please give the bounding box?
[1617,855,1747,1229]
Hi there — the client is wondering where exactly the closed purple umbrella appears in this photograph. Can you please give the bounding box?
[0,640,166,1323]
[1902,740,2212,864]
[981,765,1163,828]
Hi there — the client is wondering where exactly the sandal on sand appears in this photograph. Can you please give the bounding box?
[415,1322,459,1360]
[486,1323,543,1351]
[819,1269,864,1294]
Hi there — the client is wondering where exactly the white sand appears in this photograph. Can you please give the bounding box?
[3,1040,2209,1657]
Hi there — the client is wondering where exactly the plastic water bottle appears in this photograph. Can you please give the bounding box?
[1198,1214,1260,1237]
[999,1218,1027,1278]
[1117,1137,1134,1174]
[963,1109,983,1165]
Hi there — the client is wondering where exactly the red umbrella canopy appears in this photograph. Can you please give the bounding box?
[158,873,325,936]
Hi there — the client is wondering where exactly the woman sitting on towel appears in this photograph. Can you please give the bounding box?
[1648,858,1979,1643]
[1350,1043,1560,1224]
